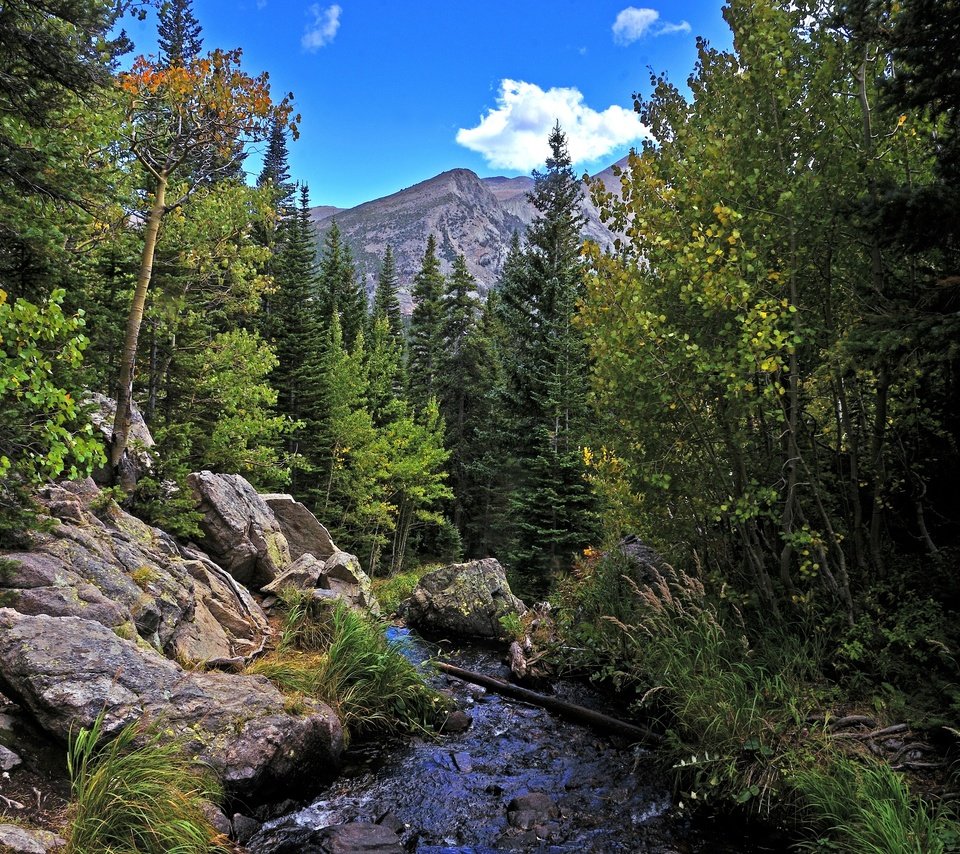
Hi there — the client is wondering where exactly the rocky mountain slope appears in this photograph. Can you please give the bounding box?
[311,158,627,311]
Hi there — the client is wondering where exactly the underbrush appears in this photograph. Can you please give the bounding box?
[65,713,226,854]
[247,590,449,738]
[553,550,960,850]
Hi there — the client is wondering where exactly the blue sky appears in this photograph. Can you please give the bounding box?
[121,2,731,209]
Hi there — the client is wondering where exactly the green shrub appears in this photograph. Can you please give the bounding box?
[65,713,226,854]
[128,426,203,541]
[554,551,823,812]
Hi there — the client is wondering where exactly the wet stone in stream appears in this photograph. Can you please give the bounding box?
[249,629,763,853]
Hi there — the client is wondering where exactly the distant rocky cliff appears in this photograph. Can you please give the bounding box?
[311,159,627,312]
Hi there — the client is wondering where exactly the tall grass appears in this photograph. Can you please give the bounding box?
[65,713,226,854]
[555,550,960,845]
[559,552,834,809]
[793,756,960,853]
[248,591,449,738]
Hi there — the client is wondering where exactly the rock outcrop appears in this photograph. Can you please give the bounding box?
[260,553,325,596]
[0,823,64,853]
[404,558,526,640]
[261,494,337,561]
[0,609,343,800]
[0,479,269,664]
[187,471,291,587]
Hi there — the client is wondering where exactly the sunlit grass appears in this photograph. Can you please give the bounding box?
[65,713,227,854]
[371,564,437,615]
[248,590,450,739]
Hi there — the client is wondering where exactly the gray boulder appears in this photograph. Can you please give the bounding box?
[261,551,380,616]
[0,609,343,800]
[615,534,666,583]
[507,791,560,830]
[260,553,324,597]
[0,479,269,664]
[0,743,21,770]
[87,392,155,491]
[261,494,337,561]
[0,824,64,853]
[319,551,380,615]
[252,822,403,854]
[188,471,291,587]
[405,558,526,640]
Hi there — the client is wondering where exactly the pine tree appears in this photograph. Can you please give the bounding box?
[317,221,366,349]
[365,315,405,428]
[157,0,203,68]
[257,118,296,223]
[407,235,446,410]
[458,291,510,557]
[338,243,368,351]
[371,244,404,343]
[270,184,323,491]
[0,0,124,302]
[495,126,597,594]
[438,255,482,530]
[306,315,391,557]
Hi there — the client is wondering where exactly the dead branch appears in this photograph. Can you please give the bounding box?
[434,661,660,744]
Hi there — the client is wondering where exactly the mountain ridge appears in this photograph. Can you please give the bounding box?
[310,158,626,310]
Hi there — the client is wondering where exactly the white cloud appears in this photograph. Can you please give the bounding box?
[613,7,659,43]
[456,79,650,171]
[612,7,690,44]
[655,19,691,36]
[302,3,341,51]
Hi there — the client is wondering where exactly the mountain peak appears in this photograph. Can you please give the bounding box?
[311,162,617,311]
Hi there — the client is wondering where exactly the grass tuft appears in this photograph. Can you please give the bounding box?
[793,756,960,853]
[371,565,436,615]
[64,713,226,854]
[249,591,450,739]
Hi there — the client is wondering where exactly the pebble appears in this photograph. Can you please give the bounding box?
[452,751,473,773]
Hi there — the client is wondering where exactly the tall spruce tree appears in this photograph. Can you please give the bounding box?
[0,0,125,302]
[438,255,482,530]
[459,290,509,557]
[365,314,405,428]
[371,244,404,343]
[317,221,366,349]
[257,118,296,220]
[253,118,296,342]
[407,235,446,411]
[157,0,203,68]
[270,184,323,491]
[495,126,597,594]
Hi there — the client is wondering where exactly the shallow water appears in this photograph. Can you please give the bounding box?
[250,628,780,853]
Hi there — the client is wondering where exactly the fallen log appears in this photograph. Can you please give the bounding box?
[435,661,661,744]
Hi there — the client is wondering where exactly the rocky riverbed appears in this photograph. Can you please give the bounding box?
[249,629,780,853]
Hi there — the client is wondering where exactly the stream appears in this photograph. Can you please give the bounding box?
[249,628,779,853]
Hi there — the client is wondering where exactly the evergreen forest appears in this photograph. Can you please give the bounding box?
[2,0,959,849]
